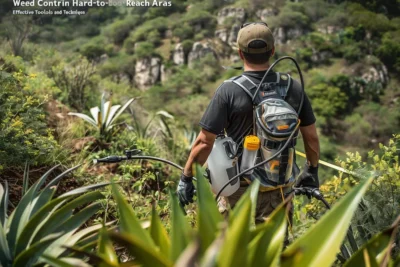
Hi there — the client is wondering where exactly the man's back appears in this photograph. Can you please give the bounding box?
[199,70,316,145]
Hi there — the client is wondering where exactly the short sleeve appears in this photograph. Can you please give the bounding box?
[288,79,316,127]
[199,86,228,135]
[298,93,316,127]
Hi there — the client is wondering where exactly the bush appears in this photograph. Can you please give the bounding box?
[307,83,348,124]
[80,43,107,61]
[104,15,140,45]
[377,30,400,72]
[129,17,169,44]
[172,23,193,40]
[342,43,363,64]
[134,42,157,59]
[269,2,310,30]
[0,73,59,171]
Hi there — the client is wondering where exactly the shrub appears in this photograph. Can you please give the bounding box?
[377,30,400,72]
[50,57,96,112]
[308,135,400,258]
[269,2,310,30]
[42,165,400,267]
[129,17,169,44]
[80,43,107,61]
[0,73,59,172]
[68,93,136,142]
[104,15,140,45]
[307,83,348,124]
[134,41,157,59]
[0,164,109,266]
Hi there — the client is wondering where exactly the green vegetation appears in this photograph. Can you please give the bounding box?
[0,0,399,265]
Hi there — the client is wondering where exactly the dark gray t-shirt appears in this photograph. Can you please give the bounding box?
[199,70,316,144]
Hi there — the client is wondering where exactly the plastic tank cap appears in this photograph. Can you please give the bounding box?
[244,135,260,151]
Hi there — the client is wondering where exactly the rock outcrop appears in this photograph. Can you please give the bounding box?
[134,57,161,90]
[256,8,278,21]
[172,43,185,65]
[217,7,246,25]
[274,27,307,44]
[188,42,216,68]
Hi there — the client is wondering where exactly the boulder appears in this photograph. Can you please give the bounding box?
[274,27,306,44]
[215,28,228,43]
[172,43,185,65]
[188,42,216,68]
[317,25,340,35]
[256,8,278,21]
[217,7,246,25]
[134,57,161,90]
[228,24,241,44]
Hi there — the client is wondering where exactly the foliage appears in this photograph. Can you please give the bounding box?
[50,57,96,112]
[3,16,33,57]
[269,2,310,30]
[307,83,348,125]
[0,73,59,172]
[307,135,400,258]
[68,93,136,142]
[377,30,400,72]
[41,164,400,267]
[104,15,140,45]
[0,164,109,267]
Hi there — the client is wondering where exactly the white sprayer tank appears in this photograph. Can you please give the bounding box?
[207,136,240,197]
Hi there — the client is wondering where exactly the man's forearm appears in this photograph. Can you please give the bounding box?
[300,124,320,167]
[183,130,215,177]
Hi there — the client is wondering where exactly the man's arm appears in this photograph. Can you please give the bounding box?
[300,123,320,167]
[183,129,216,177]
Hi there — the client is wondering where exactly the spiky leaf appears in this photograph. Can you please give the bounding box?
[281,176,373,267]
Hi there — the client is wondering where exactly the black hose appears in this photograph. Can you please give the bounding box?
[127,156,184,171]
[252,56,305,115]
[215,122,300,200]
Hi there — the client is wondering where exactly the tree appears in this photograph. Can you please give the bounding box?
[4,16,34,56]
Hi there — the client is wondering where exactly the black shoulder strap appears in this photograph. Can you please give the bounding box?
[225,73,293,102]
[231,75,257,100]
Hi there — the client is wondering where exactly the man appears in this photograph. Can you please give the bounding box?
[177,22,320,225]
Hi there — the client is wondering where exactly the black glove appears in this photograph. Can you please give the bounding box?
[295,163,319,189]
[177,173,195,206]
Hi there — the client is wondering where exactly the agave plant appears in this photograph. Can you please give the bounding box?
[0,163,109,267]
[41,165,400,267]
[68,93,136,140]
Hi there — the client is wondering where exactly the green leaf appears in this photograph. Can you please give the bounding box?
[105,105,121,128]
[150,206,171,257]
[248,196,290,267]
[22,162,29,195]
[229,181,259,225]
[13,232,62,267]
[0,221,11,266]
[45,164,81,189]
[59,182,111,197]
[109,97,136,126]
[343,216,400,267]
[110,231,173,267]
[54,203,103,236]
[15,189,67,255]
[68,112,97,127]
[169,190,191,261]
[281,176,373,267]
[195,164,223,255]
[0,181,9,226]
[41,254,91,267]
[45,222,115,258]
[98,226,119,267]
[31,191,104,244]
[217,184,253,267]
[111,184,155,247]
[7,165,60,253]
